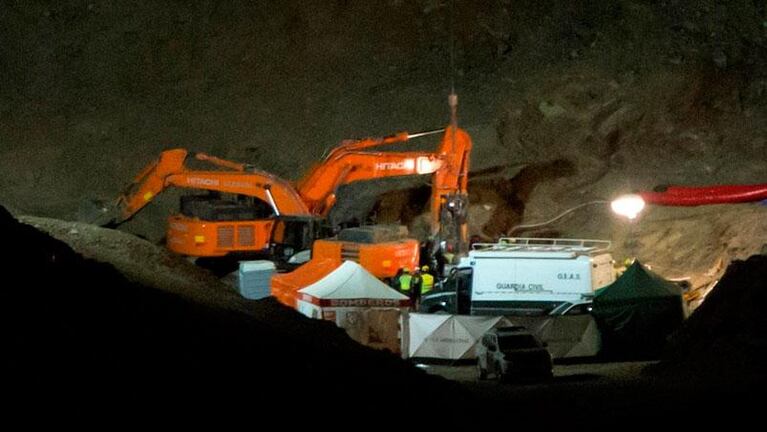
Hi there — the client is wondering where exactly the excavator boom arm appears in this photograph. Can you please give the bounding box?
[430,126,472,251]
[297,151,445,215]
[115,149,188,221]
[296,126,472,252]
[193,152,247,172]
[163,171,311,214]
[296,127,467,217]
[112,149,310,224]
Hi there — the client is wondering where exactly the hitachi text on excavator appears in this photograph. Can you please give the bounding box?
[97,125,472,277]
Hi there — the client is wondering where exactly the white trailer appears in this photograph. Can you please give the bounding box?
[420,238,615,316]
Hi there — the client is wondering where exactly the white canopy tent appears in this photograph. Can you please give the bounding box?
[407,314,513,360]
[297,261,410,354]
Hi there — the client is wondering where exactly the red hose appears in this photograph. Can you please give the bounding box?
[640,183,767,206]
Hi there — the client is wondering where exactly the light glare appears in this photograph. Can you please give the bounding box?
[611,194,645,219]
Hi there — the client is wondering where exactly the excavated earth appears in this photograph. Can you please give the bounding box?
[5,207,764,423]
[651,255,767,383]
[3,206,472,417]
[1,0,767,420]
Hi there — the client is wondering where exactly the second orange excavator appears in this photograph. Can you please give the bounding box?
[100,125,472,275]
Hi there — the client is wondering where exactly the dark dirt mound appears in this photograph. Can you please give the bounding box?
[0,204,470,414]
[650,255,767,383]
[4,203,764,423]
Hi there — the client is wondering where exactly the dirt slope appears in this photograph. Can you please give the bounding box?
[2,206,472,416]
[651,255,767,383]
[5,205,764,425]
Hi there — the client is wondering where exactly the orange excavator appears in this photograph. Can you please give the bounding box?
[271,125,472,307]
[295,125,472,254]
[101,126,472,273]
[99,148,319,262]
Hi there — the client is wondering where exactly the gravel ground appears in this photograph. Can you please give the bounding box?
[421,360,656,384]
[420,359,761,425]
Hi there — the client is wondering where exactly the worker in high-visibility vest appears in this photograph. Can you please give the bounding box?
[409,268,423,309]
[420,265,435,294]
[398,268,412,294]
[389,268,404,290]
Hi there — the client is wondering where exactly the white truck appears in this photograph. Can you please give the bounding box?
[419,238,616,316]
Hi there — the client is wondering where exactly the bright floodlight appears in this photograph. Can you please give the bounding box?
[611,194,646,220]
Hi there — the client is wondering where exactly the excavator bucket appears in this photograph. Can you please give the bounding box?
[76,198,120,227]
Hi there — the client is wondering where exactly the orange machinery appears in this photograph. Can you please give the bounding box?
[105,126,472,271]
[295,125,472,253]
[272,126,473,307]
[270,235,422,307]
[104,148,316,259]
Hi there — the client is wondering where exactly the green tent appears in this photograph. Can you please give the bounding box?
[592,260,686,360]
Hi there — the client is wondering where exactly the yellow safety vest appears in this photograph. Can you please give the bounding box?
[421,273,434,294]
[399,274,412,292]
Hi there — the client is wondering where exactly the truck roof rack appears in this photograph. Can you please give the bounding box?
[471,237,611,255]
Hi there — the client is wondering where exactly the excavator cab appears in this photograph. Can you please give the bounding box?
[269,216,332,265]
[179,191,273,221]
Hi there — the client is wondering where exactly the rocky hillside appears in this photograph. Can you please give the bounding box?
[2,1,766,295]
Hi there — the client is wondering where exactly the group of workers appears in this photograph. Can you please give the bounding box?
[390,265,435,309]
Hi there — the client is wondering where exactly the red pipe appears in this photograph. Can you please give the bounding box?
[639,183,767,206]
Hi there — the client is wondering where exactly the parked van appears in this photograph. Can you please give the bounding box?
[419,238,615,316]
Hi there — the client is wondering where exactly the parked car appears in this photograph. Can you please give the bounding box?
[548,300,593,316]
[476,326,553,382]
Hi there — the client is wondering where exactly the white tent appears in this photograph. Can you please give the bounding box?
[296,261,410,354]
[407,314,513,360]
[500,315,601,359]
[528,315,601,359]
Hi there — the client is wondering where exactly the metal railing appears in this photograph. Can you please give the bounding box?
[471,237,612,254]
